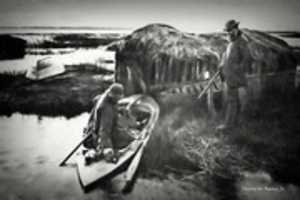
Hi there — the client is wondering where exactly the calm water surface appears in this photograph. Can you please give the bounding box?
[0,113,210,200]
[0,113,90,199]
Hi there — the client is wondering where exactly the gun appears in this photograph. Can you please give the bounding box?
[197,70,221,100]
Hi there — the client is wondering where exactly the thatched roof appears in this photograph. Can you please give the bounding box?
[197,29,297,73]
[108,23,297,95]
[108,23,219,94]
[241,29,296,72]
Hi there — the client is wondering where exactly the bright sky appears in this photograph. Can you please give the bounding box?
[0,0,299,33]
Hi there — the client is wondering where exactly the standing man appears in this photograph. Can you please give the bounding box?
[216,20,251,131]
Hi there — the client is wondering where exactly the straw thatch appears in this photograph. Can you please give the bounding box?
[108,23,297,95]
[198,29,297,74]
[241,29,296,73]
[108,24,219,94]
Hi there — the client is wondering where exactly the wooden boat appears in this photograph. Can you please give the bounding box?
[76,94,160,190]
[26,57,66,80]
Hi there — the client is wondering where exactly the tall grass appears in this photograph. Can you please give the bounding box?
[140,89,300,199]
[0,71,27,90]
[0,71,110,117]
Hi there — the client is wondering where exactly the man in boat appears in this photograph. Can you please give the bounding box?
[216,19,251,131]
[83,83,135,164]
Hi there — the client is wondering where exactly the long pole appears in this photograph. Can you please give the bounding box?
[59,132,93,166]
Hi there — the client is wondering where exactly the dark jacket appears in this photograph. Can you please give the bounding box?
[96,97,118,149]
[220,32,251,88]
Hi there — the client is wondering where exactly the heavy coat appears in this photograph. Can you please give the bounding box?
[82,95,118,150]
[220,32,252,88]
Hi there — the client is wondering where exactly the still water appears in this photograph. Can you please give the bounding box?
[0,113,89,199]
[0,113,209,200]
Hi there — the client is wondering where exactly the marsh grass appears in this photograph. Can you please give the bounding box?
[0,71,27,90]
[140,89,300,199]
[0,70,111,117]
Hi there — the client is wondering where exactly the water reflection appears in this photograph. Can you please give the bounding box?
[0,54,49,73]
[0,113,93,199]
[0,113,89,163]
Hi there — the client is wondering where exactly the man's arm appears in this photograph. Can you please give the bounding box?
[219,51,226,82]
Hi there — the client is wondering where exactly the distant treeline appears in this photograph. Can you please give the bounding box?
[20,33,123,48]
[0,35,26,59]
[0,32,123,59]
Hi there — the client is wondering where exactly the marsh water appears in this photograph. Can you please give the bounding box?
[0,113,87,199]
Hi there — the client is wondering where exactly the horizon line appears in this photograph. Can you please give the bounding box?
[0,25,299,34]
[0,26,133,30]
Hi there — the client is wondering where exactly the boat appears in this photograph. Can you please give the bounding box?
[26,49,115,80]
[26,56,66,80]
[76,94,160,190]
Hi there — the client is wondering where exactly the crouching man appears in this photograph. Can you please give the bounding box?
[83,83,127,164]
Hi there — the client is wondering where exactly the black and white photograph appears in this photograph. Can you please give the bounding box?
[0,0,299,199]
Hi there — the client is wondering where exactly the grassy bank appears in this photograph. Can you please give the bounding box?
[0,70,112,118]
[140,89,300,199]
[0,71,28,90]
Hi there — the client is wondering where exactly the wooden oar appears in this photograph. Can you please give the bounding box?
[59,131,93,166]
[59,89,110,167]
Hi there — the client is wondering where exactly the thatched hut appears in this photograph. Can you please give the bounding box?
[108,23,219,95]
[109,23,297,103]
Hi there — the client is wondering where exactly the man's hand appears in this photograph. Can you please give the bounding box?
[219,67,225,82]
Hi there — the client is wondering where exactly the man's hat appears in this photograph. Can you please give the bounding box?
[108,83,124,98]
[224,19,239,32]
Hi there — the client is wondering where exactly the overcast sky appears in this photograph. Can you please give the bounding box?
[0,0,299,33]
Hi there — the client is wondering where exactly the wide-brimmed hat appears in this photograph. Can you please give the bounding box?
[108,83,124,98]
[224,19,239,32]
